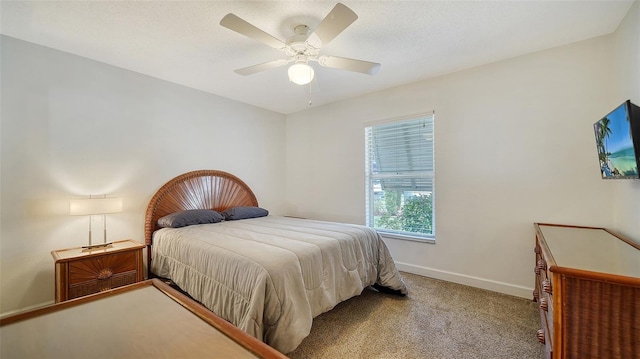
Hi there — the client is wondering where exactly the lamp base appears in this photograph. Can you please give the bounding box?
[82,242,113,250]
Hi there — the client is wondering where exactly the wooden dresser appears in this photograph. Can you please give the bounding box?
[52,239,145,302]
[533,223,640,359]
[2,279,288,359]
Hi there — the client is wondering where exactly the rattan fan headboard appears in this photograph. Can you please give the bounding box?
[144,170,258,247]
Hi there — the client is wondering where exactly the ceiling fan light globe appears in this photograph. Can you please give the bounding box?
[288,63,314,85]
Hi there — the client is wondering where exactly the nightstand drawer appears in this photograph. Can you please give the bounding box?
[67,251,139,299]
[68,251,137,285]
[68,270,138,299]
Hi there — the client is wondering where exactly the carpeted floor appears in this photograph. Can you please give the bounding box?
[287,272,544,359]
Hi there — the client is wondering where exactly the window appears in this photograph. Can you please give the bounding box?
[365,113,435,241]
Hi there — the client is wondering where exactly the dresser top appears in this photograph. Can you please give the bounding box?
[537,225,640,279]
[1,281,267,359]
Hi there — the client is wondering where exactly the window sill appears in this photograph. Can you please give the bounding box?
[379,232,435,244]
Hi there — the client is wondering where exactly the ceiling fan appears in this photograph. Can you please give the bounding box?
[220,3,380,86]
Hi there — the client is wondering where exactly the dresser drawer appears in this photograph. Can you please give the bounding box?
[538,286,554,351]
[537,307,553,359]
[534,240,554,358]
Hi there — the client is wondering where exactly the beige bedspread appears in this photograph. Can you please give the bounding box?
[151,216,408,353]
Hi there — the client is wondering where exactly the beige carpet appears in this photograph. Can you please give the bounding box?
[287,272,544,359]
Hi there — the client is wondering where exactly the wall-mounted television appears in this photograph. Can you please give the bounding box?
[593,100,640,179]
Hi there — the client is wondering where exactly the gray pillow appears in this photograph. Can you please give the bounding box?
[157,209,224,228]
[221,206,269,220]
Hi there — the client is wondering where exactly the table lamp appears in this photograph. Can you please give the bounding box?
[70,197,123,249]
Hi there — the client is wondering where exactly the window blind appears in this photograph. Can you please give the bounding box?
[367,116,434,191]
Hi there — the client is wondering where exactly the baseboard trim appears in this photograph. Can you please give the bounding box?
[0,300,55,320]
[396,262,534,299]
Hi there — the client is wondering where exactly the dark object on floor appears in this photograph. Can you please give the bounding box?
[372,283,406,296]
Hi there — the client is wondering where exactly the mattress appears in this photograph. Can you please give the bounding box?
[151,216,408,353]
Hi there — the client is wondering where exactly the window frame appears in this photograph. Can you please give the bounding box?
[364,113,435,243]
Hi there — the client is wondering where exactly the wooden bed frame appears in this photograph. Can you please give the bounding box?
[143,169,408,353]
[144,170,259,274]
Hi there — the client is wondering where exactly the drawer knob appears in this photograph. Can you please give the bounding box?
[539,297,548,312]
[97,268,113,280]
[534,246,541,254]
[542,279,552,294]
[537,329,545,344]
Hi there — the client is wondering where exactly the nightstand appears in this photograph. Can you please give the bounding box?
[51,239,145,302]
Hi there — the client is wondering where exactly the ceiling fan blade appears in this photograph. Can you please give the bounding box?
[220,14,287,50]
[318,56,381,75]
[308,3,358,47]
[234,59,289,76]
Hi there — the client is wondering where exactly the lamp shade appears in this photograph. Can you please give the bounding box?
[70,198,123,215]
[288,63,314,85]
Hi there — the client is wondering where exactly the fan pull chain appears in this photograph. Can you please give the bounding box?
[308,79,312,106]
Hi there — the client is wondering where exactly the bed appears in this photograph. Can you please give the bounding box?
[144,170,408,353]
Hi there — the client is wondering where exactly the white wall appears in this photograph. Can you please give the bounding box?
[0,36,286,314]
[2,3,639,314]
[611,0,640,238]
[285,34,624,298]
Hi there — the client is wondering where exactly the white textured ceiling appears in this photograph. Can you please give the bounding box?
[1,1,634,114]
